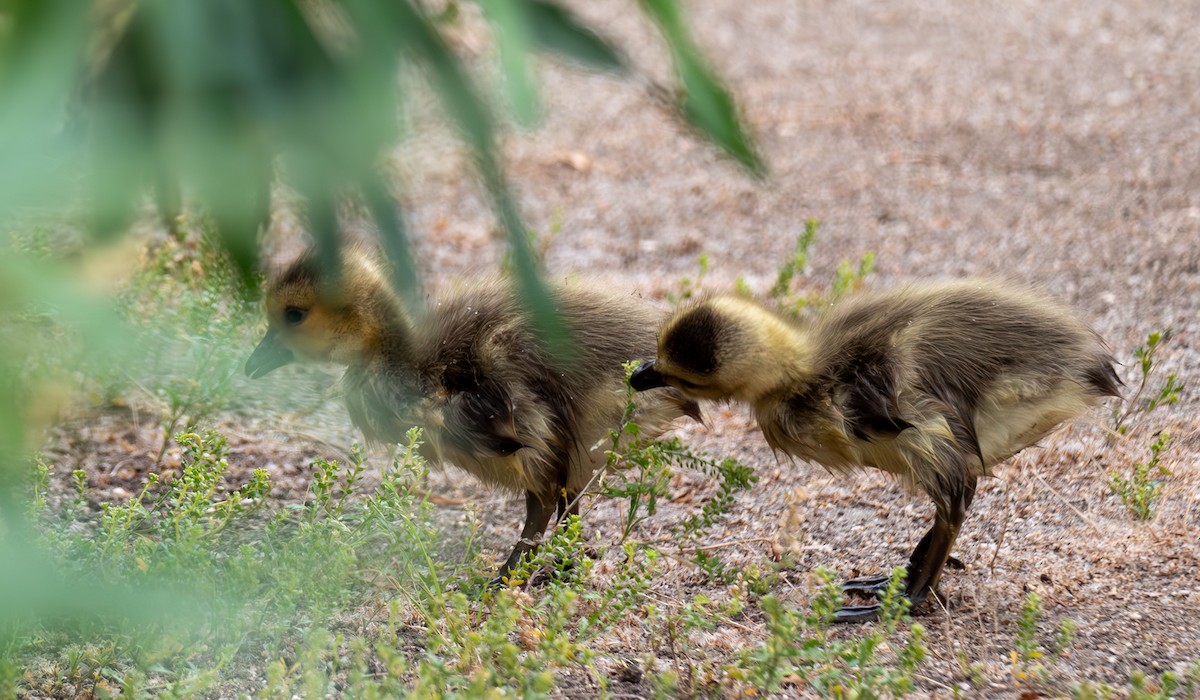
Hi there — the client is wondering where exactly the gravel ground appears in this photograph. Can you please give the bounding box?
[384,0,1200,693]
[51,0,1200,696]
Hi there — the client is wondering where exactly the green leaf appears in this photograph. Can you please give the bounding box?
[372,0,495,157]
[368,2,571,352]
[526,0,626,72]
[361,174,423,316]
[0,1,90,220]
[639,0,764,176]
[481,0,539,125]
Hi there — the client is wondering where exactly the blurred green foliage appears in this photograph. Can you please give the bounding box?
[0,0,760,291]
[0,0,762,651]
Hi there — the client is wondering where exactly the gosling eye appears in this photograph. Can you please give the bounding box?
[283,306,307,326]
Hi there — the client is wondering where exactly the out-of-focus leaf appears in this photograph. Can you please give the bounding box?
[368,0,569,350]
[526,0,626,73]
[0,254,130,364]
[482,157,573,357]
[481,0,627,124]
[290,162,343,286]
[0,539,205,629]
[365,0,494,155]
[0,253,131,521]
[639,0,764,176]
[0,1,89,220]
[361,175,423,315]
[482,0,539,125]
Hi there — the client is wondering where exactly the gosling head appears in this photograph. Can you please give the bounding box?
[630,296,812,403]
[245,248,401,378]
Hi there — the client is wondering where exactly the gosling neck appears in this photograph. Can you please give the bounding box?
[733,312,817,405]
[355,285,416,367]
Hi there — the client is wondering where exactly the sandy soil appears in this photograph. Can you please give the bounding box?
[49,0,1200,696]
[382,0,1200,693]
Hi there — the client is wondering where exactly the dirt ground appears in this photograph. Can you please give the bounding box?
[384,0,1200,693]
[49,0,1200,696]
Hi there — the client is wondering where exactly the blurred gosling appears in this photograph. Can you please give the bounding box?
[246,248,700,583]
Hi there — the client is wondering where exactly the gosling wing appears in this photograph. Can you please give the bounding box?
[442,382,527,457]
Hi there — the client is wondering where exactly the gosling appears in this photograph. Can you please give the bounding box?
[630,280,1120,621]
[245,248,700,583]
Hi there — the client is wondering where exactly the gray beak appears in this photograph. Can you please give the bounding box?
[629,360,668,391]
[245,329,295,378]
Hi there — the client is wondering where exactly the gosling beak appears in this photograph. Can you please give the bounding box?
[629,360,668,391]
[245,329,295,379]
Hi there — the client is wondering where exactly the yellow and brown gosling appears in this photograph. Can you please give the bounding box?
[630,279,1120,621]
[245,248,700,583]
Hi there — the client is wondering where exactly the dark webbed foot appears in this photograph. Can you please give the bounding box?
[841,574,892,597]
[489,488,582,589]
[834,603,886,623]
[833,590,944,623]
[841,553,964,598]
[489,536,541,588]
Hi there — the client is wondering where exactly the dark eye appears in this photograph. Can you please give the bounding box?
[283,307,307,325]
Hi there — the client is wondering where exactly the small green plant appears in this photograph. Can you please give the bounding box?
[602,362,758,579]
[1012,592,1049,685]
[501,212,561,274]
[71,468,89,510]
[829,250,877,302]
[1110,431,1171,520]
[1072,680,1116,700]
[734,567,925,696]
[1126,670,1180,700]
[27,456,51,517]
[1054,617,1078,654]
[665,252,710,305]
[769,217,819,299]
[309,444,368,521]
[1112,329,1184,435]
[1073,662,1200,700]
[103,230,262,463]
[769,219,876,316]
[956,650,989,688]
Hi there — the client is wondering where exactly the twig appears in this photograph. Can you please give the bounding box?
[988,479,1011,577]
[912,673,956,692]
[931,589,955,657]
[687,536,776,552]
[1035,474,1103,535]
[627,535,776,553]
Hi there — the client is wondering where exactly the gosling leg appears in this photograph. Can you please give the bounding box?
[843,548,966,596]
[841,529,934,596]
[556,490,580,521]
[835,478,976,622]
[834,516,954,622]
[492,490,558,586]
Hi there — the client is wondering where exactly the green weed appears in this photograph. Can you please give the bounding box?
[1112,329,1184,436]
[769,217,819,300]
[733,567,926,697]
[1054,617,1078,654]
[1074,662,1200,700]
[666,252,710,305]
[1013,592,1049,684]
[1110,431,1171,520]
[769,219,876,316]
